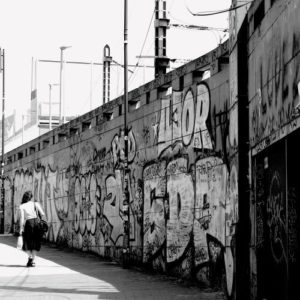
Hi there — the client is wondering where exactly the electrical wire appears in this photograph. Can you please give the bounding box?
[78,71,102,113]
[186,1,252,16]
[167,6,228,33]
[127,7,155,87]
[167,8,191,27]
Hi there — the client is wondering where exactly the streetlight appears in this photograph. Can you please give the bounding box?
[49,83,59,130]
[59,46,71,125]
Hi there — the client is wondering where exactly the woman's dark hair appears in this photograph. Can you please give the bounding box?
[21,191,33,204]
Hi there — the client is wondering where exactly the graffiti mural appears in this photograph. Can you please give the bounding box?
[249,1,300,150]
[4,52,237,297]
[143,162,166,260]
[166,157,194,263]
[141,77,237,295]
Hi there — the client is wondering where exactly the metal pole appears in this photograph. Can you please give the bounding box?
[33,59,38,125]
[103,45,112,105]
[62,60,66,124]
[1,49,5,234]
[59,46,71,124]
[122,0,130,268]
[103,59,106,104]
[22,115,24,144]
[49,84,52,130]
[90,62,93,110]
[31,57,34,92]
[59,48,63,125]
[154,0,169,78]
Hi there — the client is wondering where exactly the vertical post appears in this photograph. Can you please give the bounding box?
[22,115,24,144]
[49,84,52,130]
[31,57,34,92]
[122,0,130,268]
[34,59,37,94]
[236,18,250,300]
[103,45,112,105]
[30,59,38,125]
[90,62,93,110]
[108,58,111,102]
[1,49,5,234]
[59,46,71,125]
[103,51,106,104]
[59,48,63,125]
[154,0,170,78]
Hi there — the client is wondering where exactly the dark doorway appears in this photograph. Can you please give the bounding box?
[254,132,300,300]
[255,139,287,300]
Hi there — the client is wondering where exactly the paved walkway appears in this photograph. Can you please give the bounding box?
[0,235,225,300]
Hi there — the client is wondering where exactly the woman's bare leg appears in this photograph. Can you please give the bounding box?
[31,250,37,264]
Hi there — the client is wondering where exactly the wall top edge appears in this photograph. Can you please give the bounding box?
[4,40,229,161]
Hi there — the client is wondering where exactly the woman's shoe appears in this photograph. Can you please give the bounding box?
[26,258,33,267]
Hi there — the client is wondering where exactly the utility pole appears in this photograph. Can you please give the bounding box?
[154,0,170,77]
[0,48,5,234]
[122,0,130,268]
[30,58,38,125]
[90,62,93,110]
[59,46,71,125]
[103,45,112,105]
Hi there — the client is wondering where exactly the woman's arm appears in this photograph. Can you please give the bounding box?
[35,202,45,218]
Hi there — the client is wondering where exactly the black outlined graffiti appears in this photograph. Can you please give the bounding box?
[267,171,287,264]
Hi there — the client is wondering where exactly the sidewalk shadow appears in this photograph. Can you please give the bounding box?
[0,235,180,300]
[0,285,119,297]
[0,235,221,300]
[0,235,126,299]
[0,264,25,268]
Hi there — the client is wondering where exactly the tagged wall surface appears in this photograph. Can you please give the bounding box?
[249,0,300,152]
[249,1,300,299]
[3,43,238,297]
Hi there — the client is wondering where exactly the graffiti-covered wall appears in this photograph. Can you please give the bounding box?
[249,0,300,153]
[248,1,300,299]
[3,42,238,296]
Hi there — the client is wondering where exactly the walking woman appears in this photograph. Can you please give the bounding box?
[19,191,45,267]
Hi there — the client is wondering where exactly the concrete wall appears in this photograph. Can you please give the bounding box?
[248,1,300,299]
[3,41,238,296]
[248,0,300,152]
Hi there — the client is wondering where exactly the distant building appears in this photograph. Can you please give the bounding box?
[3,90,75,153]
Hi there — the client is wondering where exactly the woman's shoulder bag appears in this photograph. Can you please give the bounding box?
[34,203,49,235]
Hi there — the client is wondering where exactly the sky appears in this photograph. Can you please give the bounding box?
[0,0,231,129]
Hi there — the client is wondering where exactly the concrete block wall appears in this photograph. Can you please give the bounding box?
[3,40,238,296]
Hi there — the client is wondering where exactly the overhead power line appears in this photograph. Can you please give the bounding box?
[128,7,156,85]
[169,23,228,32]
[186,1,252,17]
[136,56,192,64]
[38,59,155,73]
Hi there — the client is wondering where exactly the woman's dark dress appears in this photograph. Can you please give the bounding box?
[22,218,42,251]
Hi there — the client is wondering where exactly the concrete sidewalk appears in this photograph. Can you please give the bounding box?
[0,235,225,300]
